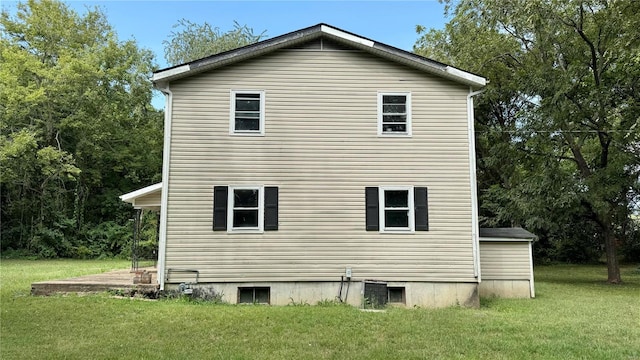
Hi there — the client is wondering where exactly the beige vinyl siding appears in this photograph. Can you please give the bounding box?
[133,191,161,209]
[164,48,475,283]
[480,242,531,280]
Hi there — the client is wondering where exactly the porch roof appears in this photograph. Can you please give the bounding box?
[119,182,162,210]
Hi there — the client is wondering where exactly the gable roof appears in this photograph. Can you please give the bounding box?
[479,228,537,241]
[152,23,486,87]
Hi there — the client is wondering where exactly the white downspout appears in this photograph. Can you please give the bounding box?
[156,82,173,290]
[529,241,536,298]
[467,88,484,281]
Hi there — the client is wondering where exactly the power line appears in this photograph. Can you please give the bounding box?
[475,129,637,134]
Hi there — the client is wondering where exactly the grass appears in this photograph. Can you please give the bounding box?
[1,260,639,359]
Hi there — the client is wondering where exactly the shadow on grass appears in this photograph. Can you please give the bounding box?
[479,296,500,308]
[535,264,640,287]
[537,278,625,286]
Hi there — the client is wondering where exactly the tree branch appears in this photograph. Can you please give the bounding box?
[575,3,601,86]
[562,131,592,178]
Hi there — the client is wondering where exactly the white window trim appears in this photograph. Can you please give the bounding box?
[379,186,415,233]
[227,185,264,233]
[377,92,412,137]
[230,90,265,136]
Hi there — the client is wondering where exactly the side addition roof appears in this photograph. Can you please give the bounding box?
[479,228,537,242]
[119,182,162,210]
[152,23,486,87]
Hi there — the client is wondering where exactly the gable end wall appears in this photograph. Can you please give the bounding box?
[164,48,476,283]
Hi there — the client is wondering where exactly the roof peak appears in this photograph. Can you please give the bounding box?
[153,23,486,87]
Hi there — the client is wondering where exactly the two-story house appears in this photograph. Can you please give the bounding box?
[121,24,535,307]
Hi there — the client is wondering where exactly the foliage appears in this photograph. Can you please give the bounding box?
[133,210,160,263]
[620,217,640,263]
[161,286,225,303]
[316,298,347,307]
[2,260,639,359]
[415,0,640,281]
[0,0,162,258]
[163,19,266,66]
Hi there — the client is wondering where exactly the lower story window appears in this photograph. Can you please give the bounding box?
[380,186,414,232]
[229,186,264,231]
[238,287,270,304]
[388,287,406,304]
[365,186,429,232]
[213,186,279,232]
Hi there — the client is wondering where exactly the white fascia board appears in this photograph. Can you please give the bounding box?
[445,66,486,86]
[152,64,191,82]
[320,25,374,47]
[479,237,535,242]
[119,183,163,203]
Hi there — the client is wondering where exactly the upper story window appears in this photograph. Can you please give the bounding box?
[230,90,265,135]
[378,92,411,136]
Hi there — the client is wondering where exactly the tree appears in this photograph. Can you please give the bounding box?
[416,0,640,282]
[163,19,266,66]
[1,0,162,257]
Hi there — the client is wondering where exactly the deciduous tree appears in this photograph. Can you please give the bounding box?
[163,19,266,66]
[1,0,162,257]
[416,0,640,282]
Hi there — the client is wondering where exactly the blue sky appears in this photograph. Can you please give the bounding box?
[84,1,449,69]
[2,0,451,107]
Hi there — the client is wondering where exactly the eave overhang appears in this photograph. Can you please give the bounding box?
[479,228,537,242]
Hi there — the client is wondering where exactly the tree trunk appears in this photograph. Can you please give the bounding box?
[603,223,621,284]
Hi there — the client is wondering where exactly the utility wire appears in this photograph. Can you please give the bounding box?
[475,129,637,134]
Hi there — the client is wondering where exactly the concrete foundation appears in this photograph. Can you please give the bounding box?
[479,280,532,298]
[165,281,480,308]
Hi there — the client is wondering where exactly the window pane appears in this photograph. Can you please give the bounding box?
[235,118,260,131]
[234,189,258,207]
[385,190,408,207]
[254,288,270,303]
[383,115,407,123]
[383,104,406,113]
[388,287,405,303]
[383,95,406,104]
[233,210,259,227]
[236,99,260,111]
[385,210,409,228]
[382,123,407,132]
[237,93,260,99]
[239,288,254,303]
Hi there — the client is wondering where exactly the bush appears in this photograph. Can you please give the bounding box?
[83,221,132,258]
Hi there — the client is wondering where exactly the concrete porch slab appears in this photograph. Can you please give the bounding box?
[31,268,159,296]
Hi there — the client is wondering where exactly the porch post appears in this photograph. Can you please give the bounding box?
[131,208,142,271]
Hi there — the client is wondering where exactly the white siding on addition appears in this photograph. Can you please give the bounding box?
[479,241,532,280]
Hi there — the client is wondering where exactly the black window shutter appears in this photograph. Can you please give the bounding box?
[415,187,429,231]
[365,187,379,231]
[213,186,228,231]
[264,186,278,231]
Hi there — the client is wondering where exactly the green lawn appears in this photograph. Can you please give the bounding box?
[1,260,639,359]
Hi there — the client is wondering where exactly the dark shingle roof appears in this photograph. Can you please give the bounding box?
[479,228,537,241]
